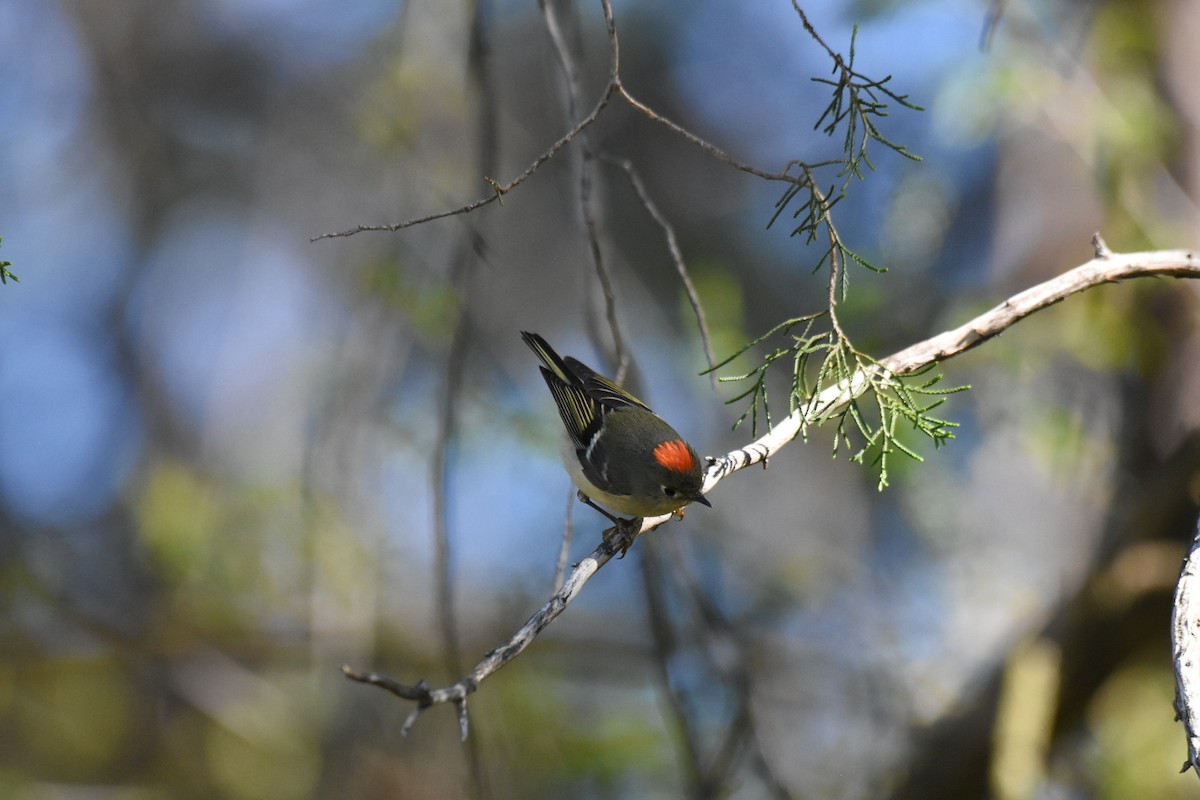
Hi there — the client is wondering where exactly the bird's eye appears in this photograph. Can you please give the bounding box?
[662,486,679,498]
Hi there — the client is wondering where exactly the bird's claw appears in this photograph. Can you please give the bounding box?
[577,491,640,557]
[603,517,642,558]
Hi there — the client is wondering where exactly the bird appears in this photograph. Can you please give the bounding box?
[522,331,710,544]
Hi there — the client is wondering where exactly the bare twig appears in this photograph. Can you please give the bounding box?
[980,0,1007,51]
[310,82,617,241]
[640,544,708,793]
[602,154,718,375]
[343,530,630,739]
[664,535,794,798]
[553,487,575,593]
[431,308,469,677]
[616,83,818,187]
[822,189,850,339]
[789,1,838,61]
[541,0,629,380]
[423,3,500,794]
[641,536,795,798]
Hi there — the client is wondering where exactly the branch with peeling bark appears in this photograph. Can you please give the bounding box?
[343,235,1200,738]
[1174,512,1200,777]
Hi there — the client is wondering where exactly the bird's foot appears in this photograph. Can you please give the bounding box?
[602,516,642,559]
[577,492,640,558]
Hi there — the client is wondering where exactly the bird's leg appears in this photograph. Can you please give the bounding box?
[578,491,620,524]
[604,518,642,559]
[578,491,640,558]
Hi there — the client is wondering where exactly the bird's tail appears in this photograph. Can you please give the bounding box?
[520,331,572,382]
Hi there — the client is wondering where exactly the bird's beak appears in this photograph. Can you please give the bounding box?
[692,493,712,508]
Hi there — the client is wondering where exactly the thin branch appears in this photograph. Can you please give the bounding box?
[431,304,469,677]
[645,535,795,799]
[980,0,1007,51]
[616,83,814,188]
[583,165,628,382]
[311,0,624,244]
[344,238,1200,735]
[821,186,850,338]
[343,530,630,740]
[790,1,839,62]
[662,534,794,798]
[540,0,629,379]
[553,487,575,593]
[538,0,582,95]
[426,3,498,794]
[310,82,617,241]
[534,0,623,593]
[640,545,709,795]
[602,154,718,375]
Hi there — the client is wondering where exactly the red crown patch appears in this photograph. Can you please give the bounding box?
[653,439,695,474]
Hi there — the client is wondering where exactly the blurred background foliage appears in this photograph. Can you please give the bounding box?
[1,0,1199,798]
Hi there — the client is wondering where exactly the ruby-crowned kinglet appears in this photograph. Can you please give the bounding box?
[522,331,711,521]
